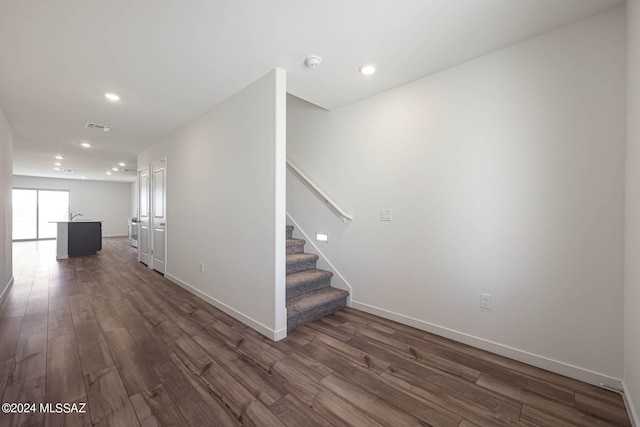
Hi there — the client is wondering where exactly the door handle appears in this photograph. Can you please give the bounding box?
[160,223,166,226]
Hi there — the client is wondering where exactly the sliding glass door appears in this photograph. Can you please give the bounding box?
[12,189,38,240]
[12,189,70,240]
[38,190,70,238]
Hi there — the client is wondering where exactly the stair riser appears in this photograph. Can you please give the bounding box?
[286,243,305,255]
[286,259,317,275]
[287,277,331,299]
[287,297,347,331]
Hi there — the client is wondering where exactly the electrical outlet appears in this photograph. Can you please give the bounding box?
[200,263,205,274]
[480,293,491,310]
[380,209,392,222]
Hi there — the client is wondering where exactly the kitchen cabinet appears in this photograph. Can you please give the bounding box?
[51,221,102,259]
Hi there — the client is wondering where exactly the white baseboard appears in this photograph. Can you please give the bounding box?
[352,300,624,390]
[0,276,14,305]
[102,234,128,238]
[623,380,640,427]
[165,273,286,341]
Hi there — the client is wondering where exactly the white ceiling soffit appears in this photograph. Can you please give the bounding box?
[0,0,624,182]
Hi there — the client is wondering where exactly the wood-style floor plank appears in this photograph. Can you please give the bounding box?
[319,372,438,426]
[575,393,633,427]
[0,289,29,320]
[269,359,385,427]
[10,296,48,385]
[130,384,189,427]
[73,321,115,377]
[386,325,576,405]
[356,326,483,382]
[84,366,139,427]
[303,340,471,426]
[0,316,24,363]
[0,376,46,427]
[153,352,240,427]
[191,332,288,407]
[476,374,626,427]
[269,393,333,427]
[0,238,631,427]
[11,323,47,385]
[103,327,161,396]
[520,405,582,427]
[45,333,92,427]
[47,296,75,339]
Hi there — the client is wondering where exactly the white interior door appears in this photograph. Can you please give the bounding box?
[138,168,150,265]
[151,160,166,274]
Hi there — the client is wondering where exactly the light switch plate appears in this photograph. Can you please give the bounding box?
[380,209,392,222]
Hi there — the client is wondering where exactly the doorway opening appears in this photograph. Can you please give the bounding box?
[12,188,70,241]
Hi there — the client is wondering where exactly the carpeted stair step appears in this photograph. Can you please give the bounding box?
[287,287,349,331]
[286,238,306,255]
[286,225,294,239]
[286,253,318,275]
[286,269,333,298]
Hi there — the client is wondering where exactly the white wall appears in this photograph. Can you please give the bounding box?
[0,106,13,301]
[138,69,287,340]
[129,181,137,219]
[287,8,625,387]
[626,0,640,424]
[12,176,131,237]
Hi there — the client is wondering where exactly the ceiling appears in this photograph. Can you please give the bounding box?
[0,0,624,183]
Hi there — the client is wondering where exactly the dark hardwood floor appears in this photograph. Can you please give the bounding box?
[0,237,631,426]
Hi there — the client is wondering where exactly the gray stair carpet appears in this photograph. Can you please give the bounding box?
[286,238,306,255]
[285,225,348,331]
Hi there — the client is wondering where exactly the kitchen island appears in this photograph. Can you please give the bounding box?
[51,220,102,259]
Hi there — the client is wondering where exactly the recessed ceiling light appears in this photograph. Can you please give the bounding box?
[55,155,63,160]
[105,92,121,101]
[54,162,61,166]
[81,142,91,148]
[53,167,60,171]
[118,162,125,167]
[359,64,376,75]
[81,176,86,179]
[106,171,112,175]
[112,167,119,171]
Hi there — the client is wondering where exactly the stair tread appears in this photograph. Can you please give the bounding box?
[286,253,318,264]
[286,225,294,231]
[286,269,333,287]
[286,238,306,246]
[287,287,349,316]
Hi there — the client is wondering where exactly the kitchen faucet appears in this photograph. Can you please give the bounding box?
[69,212,83,221]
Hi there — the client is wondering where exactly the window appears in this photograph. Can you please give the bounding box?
[12,189,70,240]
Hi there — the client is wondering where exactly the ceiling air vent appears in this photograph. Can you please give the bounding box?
[85,122,112,132]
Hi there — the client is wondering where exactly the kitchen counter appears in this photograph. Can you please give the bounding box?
[50,220,102,259]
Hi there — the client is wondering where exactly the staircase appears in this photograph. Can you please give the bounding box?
[286,225,349,331]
